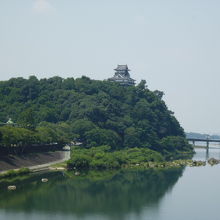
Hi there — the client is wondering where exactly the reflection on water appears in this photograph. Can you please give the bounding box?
[193,143,220,161]
[0,168,184,220]
[0,147,220,220]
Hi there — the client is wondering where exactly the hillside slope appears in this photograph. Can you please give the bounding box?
[0,76,193,158]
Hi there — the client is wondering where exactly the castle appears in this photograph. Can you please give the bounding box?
[108,65,135,86]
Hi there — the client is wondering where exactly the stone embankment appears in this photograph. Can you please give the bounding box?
[125,158,220,169]
[0,146,70,175]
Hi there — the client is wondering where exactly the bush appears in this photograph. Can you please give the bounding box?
[67,146,164,171]
[67,154,91,170]
[125,148,164,164]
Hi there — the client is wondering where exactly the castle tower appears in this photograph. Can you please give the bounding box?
[108,65,135,86]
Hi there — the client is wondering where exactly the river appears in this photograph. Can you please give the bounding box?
[0,146,220,220]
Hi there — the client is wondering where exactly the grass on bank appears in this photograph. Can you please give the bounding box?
[51,161,68,169]
[0,168,30,178]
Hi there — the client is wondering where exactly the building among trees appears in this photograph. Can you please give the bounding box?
[108,65,135,86]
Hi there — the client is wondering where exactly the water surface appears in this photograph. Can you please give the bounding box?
[0,147,219,220]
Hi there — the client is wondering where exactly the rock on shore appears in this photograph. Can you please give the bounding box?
[208,158,220,166]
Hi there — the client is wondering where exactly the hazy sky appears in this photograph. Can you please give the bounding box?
[0,0,220,134]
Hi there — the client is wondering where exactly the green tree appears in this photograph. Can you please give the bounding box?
[36,126,59,144]
[124,127,141,148]
[0,126,36,152]
[160,136,193,159]
[18,108,36,130]
[85,128,121,149]
[71,119,96,142]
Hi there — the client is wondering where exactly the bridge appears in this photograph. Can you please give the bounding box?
[187,138,220,148]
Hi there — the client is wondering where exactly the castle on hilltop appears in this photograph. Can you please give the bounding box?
[108,65,135,86]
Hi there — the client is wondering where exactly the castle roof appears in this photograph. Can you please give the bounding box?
[114,65,130,72]
[108,65,135,86]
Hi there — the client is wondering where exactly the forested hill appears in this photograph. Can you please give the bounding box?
[0,76,192,158]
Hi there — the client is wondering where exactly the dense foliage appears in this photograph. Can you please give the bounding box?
[0,75,193,158]
[0,121,74,145]
[67,146,163,170]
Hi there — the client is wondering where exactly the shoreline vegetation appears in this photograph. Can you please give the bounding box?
[0,145,219,181]
[2,155,220,183]
[0,76,195,178]
[67,145,194,171]
[2,144,220,182]
[0,168,30,179]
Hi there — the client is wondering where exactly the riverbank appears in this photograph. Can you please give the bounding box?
[0,147,220,220]
[0,146,70,174]
[67,159,218,174]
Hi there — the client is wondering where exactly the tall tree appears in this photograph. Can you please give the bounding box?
[18,108,36,130]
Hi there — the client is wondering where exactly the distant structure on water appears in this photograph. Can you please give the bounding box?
[108,65,135,86]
